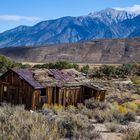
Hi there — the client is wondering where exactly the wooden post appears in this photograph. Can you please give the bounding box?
[63,88,66,106]
[47,87,52,105]
[54,87,57,104]
[58,88,62,105]
[32,91,39,110]
[72,88,75,105]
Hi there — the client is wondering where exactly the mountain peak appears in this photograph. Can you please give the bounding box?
[0,7,140,48]
[88,8,137,24]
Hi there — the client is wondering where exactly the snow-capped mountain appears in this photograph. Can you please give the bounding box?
[0,8,140,48]
[89,8,137,24]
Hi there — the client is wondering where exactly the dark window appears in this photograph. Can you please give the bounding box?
[41,89,46,96]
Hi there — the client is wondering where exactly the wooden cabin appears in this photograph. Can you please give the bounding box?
[0,69,106,110]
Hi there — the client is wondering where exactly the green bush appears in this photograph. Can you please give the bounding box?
[99,65,115,78]
[33,61,79,70]
[81,65,89,74]
[0,55,31,73]
[116,64,133,78]
[91,63,140,79]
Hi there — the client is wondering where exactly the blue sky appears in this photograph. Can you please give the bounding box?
[0,0,140,33]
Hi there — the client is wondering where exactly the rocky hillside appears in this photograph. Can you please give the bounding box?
[0,8,140,48]
[0,37,140,64]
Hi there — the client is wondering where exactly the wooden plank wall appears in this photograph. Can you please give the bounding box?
[0,71,35,109]
[46,86,83,106]
[0,83,4,102]
[32,90,40,110]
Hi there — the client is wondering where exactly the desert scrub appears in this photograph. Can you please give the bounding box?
[105,122,120,132]
[118,105,127,113]
[93,109,113,123]
[131,75,140,85]
[0,104,58,140]
[123,129,140,140]
[123,102,138,112]
[0,104,102,140]
[85,98,108,110]
[79,106,93,119]
[64,105,79,114]
[113,111,136,125]
[55,113,101,139]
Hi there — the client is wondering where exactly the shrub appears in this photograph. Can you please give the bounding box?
[124,102,138,112]
[0,105,53,140]
[85,99,100,109]
[79,107,93,119]
[56,115,76,138]
[0,104,102,140]
[33,61,79,70]
[55,113,100,139]
[113,111,136,125]
[118,105,127,113]
[136,103,140,115]
[105,122,120,132]
[0,55,32,73]
[123,129,140,140]
[131,75,140,85]
[123,112,136,123]
[85,98,108,110]
[113,111,125,124]
[115,64,132,78]
[99,65,115,78]
[93,109,113,123]
[81,65,89,74]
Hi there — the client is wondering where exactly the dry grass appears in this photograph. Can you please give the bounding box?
[22,62,45,66]
[0,104,101,140]
[123,129,140,140]
[0,79,140,140]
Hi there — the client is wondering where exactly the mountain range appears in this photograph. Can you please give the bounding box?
[0,8,140,48]
[0,37,140,64]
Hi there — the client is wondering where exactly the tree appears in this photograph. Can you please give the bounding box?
[115,64,132,78]
[99,65,115,78]
[81,65,89,74]
[0,55,31,73]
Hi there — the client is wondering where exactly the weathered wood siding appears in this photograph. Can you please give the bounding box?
[46,85,106,107]
[45,86,106,107]
[0,70,35,109]
[0,70,106,109]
